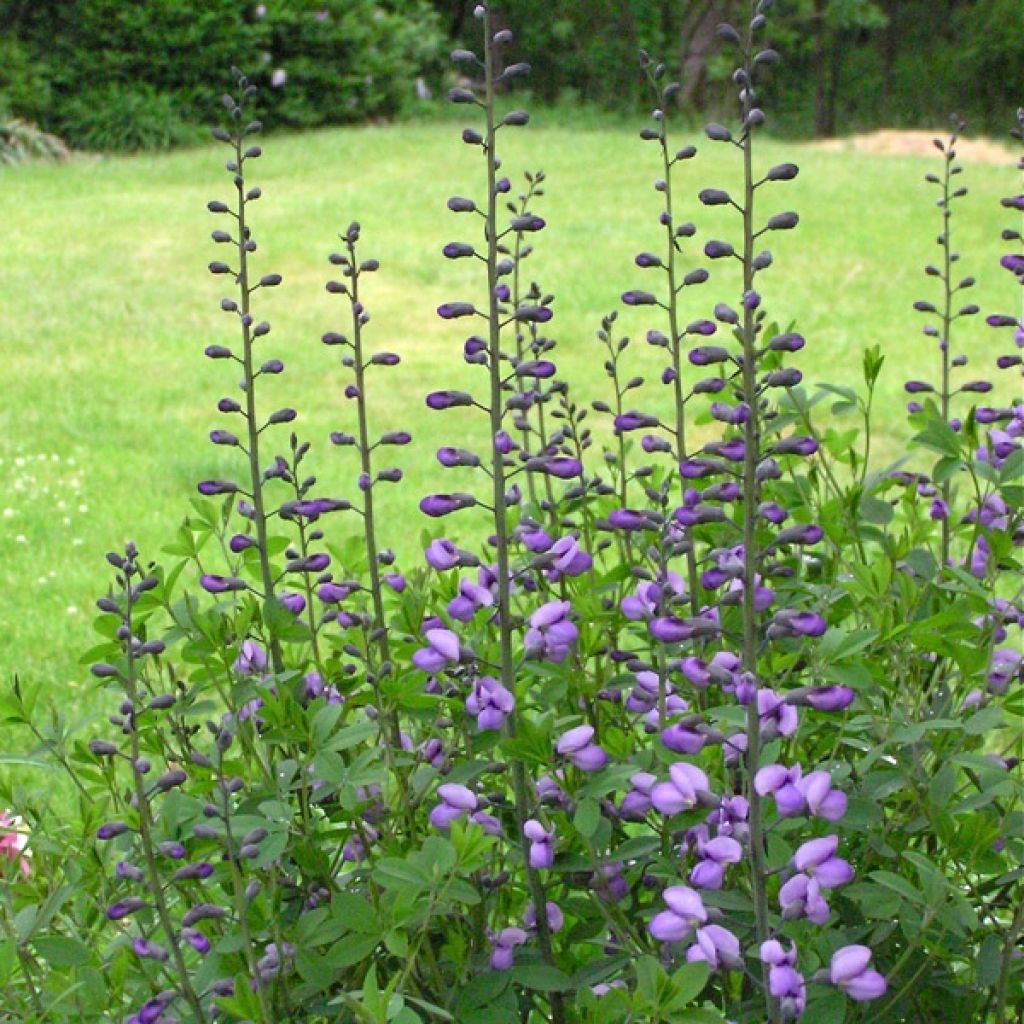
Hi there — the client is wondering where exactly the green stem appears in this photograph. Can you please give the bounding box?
[480,13,565,1023]
[735,18,778,1024]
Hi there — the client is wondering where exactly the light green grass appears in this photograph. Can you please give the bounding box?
[0,115,1019,714]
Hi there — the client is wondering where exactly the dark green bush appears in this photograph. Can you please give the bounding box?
[58,84,203,153]
[0,0,443,151]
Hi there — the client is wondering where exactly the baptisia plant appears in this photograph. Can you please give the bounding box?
[0,4,1021,1024]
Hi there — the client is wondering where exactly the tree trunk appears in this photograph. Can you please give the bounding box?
[812,0,830,136]
[678,0,721,113]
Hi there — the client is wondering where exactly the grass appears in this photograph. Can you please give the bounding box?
[0,111,1019,722]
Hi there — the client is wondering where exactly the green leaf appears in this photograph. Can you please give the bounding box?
[635,955,664,1004]
[668,959,710,1005]
[454,970,510,1012]
[963,704,1003,736]
[801,986,848,1024]
[976,932,1003,988]
[509,964,572,991]
[859,496,894,525]
[325,931,379,970]
[870,870,924,905]
[32,934,92,968]
[903,547,937,581]
[373,857,429,894]
[573,798,601,839]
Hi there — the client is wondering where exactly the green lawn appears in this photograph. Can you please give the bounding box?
[0,114,1019,711]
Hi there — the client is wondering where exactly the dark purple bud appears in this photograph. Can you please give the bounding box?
[705,241,735,259]
[502,111,530,127]
[689,346,730,366]
[198,479,238,496]
[438,302,477,319]
[427,390,473,410]
[767,212,799,230]
[200,574,247,594]
[687,320,717,336]
[420,493,477,517]
[204,345,233,359]
[514,306,553,323]
[444,242,475,259]
[700,188,732,206]
[622,291,658,306]
[97,822,131,840]
[773,436,819,457]
[683,268,709,285]
[768,333,805,352]
[705,123,732,142]
[107,898,147,921]
[766,163,799,181]
[904,381,934,394]
[635,252,662,268]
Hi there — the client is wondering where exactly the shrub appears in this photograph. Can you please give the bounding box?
[7,0,442,150]
[58,84,202,153]
[0,2,1021,1023]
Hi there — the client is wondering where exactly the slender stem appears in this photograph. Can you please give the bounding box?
[938,139,954,567]
[124,593,208,1024]
[993,900,1024,1024]
[349,252,401,753]
[231,127,283,675]
[655,91,701,616]
[735,18,778,1024]
[0,883,46,1021]
[480,14,564,1023]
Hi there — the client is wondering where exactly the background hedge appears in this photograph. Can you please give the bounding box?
[0,0,1020,151]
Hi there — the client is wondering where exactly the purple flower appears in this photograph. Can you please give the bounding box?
[621,574,685,620]
[466,676,515,731]
[546,535,592,579]
[318,581,352,604]
[200,574,247,594]
[524,901,564,933]
[755,764,847,820]
[830,945,887,1002]
[689,835,743,889]
[608,507,656,531]
[279,591,306,614]
[555,724,608,772]
[757,688,799,738]
[804,686,855,712]
[412,628,461,673]
[780,835,853,922]
[988,647,1021,694]
[651,762,711,815]
[619,771,657,820]
[429,783,477,829]
[232,640,268,676]
[649,885,707,942]
[523,819,554,869]
[686,924,741,970]
[425,538,460,570]
[490,927,527,971]
[524,601,577,663]
[761,940,807,1020]
[448,576,494,621]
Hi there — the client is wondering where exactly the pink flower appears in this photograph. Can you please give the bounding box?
[0,811,30,876]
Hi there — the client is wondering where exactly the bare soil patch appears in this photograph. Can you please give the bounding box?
[813,129,1013,164]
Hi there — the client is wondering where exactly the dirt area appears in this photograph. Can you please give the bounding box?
[813,129,1014,164]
